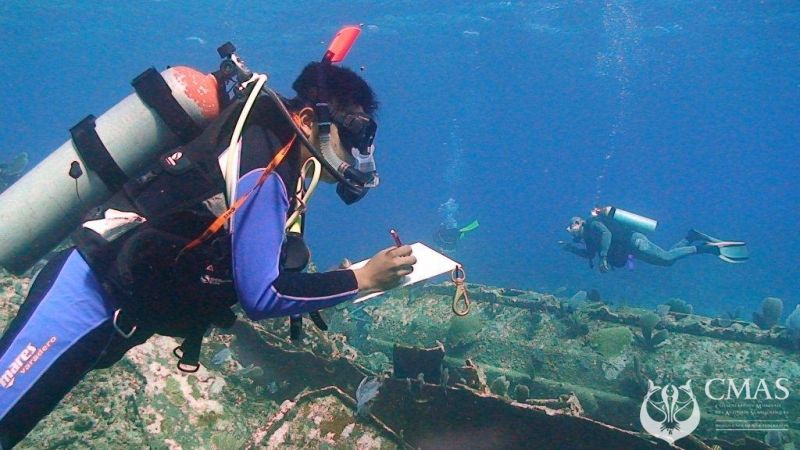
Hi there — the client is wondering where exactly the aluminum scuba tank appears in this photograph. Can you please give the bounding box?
[0,66,221,274]
[593,206,658,234]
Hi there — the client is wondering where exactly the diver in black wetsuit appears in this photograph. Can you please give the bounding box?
[559,209,748,272]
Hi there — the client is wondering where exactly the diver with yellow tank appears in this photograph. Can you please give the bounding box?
[560,206,748,272]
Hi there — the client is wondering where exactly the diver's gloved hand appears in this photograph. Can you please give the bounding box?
[599,257,610,273]
[353,245,417,294]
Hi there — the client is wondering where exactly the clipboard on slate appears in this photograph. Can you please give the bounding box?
[351,242,460,304]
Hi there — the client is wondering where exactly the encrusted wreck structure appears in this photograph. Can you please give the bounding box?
[1,270,796,449]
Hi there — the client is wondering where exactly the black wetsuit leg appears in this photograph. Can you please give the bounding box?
[629,232,696,267]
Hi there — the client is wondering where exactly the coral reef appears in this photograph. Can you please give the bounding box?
[633,312,669,351]
[564,290,587,312]
[445,313,482,354]
[725,307,742,321]
[588,326,633,357]
[3,272,797,449]
[586,289,603,304]
[620,355,651,398]
[528,311,544,335]
[664,298,694,315]
[362,351,391,373]
[753,297,784,330]
[490,375,510,396]
[559,311,590,339]
[586,304,797,350]
[787,305,800,350]
[787,305,800,336]
[513,384,530,402]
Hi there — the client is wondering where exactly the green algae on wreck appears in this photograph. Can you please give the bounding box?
[329,283,800,447]
[446,312,483,347]
[589,326,634,357]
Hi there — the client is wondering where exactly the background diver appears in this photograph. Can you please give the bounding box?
[434,198,479,253]
[559,206,748,273]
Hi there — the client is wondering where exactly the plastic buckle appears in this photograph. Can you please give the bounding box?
[172,346,200,373]
[112,309,137,339]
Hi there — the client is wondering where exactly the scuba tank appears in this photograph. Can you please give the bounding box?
[593,206,658,234]
[0,43,252,275]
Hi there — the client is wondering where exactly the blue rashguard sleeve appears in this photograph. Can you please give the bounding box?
[231,170,359,321]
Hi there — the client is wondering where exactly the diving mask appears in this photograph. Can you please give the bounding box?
[567,217,584,240]
[331,109,379,188]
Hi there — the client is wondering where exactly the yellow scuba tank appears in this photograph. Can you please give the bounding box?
[0,65,224,275]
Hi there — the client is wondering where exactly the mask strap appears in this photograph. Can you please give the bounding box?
[315,103,351,177]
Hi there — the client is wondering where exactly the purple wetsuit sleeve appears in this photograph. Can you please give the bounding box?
[231,170,359,321]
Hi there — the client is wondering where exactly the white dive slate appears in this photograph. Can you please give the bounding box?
[351,242,460,304]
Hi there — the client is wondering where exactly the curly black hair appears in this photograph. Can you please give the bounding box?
[290,62,378,115]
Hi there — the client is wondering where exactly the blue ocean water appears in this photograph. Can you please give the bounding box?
[0,1,797,320]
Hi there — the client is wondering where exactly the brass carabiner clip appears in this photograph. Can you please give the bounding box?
[451,265,470,316]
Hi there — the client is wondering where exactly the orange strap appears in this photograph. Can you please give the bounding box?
[182,134,297,253]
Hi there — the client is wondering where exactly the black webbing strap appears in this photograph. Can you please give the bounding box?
[70,115,128,192]
[132,67,202,143]
[175,328,204,373]
[309,311,328,331]
[289,315,302,341]
[288,312,328,341]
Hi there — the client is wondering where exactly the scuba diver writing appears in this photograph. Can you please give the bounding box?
[0,27,416,448]
[434,198,479,253]
[560,206,748,273]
